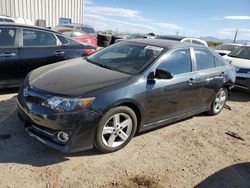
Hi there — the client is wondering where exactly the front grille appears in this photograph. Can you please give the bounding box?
[25,95,45,105]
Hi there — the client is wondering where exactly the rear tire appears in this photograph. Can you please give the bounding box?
[208,88,228,115]
[95,106,137,153]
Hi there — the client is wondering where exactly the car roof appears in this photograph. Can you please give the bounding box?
[156,35,207,42]
[124,39,204,49]
[156,35,186,40]
[0,22,61,34]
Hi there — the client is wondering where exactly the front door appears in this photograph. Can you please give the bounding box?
[144,48,200,125]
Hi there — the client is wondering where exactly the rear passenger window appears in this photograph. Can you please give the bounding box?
[0,27,17,47]
[194,49,214,70]
[57,35,69,45]
[183,39,191,43]
[23,29,57,46]
[158,48,192,75]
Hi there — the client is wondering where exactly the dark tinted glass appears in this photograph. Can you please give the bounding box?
[183,39,191,43]
[158,48,192,75]
[192,40,204,46]
[23,29,57,46]
[80,27,95,33]
[194,49,215,70]
[57,35,69,44]
[0,27,17,47]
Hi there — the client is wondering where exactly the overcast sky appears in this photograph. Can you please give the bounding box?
[84,0,250,40]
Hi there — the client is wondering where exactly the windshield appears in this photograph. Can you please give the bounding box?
[228,46,250,60]
[215,44,240,51]
[86,42,164,75]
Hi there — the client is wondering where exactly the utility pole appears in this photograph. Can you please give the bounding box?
[233,28,238,43]
[176,30,179,36]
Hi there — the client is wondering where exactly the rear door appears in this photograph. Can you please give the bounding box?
[0,26,19,86]
[56,34,86,58]
[192,48,226,108]
[18,28,65,78]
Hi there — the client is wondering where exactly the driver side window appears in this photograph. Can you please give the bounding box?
[158,48,192,75]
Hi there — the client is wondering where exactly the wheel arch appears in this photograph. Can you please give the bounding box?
[223,81,234,96]
[103,99,143,132]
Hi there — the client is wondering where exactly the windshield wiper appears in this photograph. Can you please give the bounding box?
[94,63,114,70]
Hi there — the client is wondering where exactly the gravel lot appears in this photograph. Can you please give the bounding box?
[0,89,249,188]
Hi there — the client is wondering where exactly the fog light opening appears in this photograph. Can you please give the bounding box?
[57,131,69,143]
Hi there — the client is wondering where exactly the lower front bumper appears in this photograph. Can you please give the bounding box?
[17,99,102,153]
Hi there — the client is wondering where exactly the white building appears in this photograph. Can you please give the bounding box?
[0,0,85,27]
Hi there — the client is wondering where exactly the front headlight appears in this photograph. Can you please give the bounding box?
[42,97,95,112]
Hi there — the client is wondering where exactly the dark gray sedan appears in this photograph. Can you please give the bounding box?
[17,39,236,153]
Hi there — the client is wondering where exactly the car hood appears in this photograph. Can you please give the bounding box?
[223,55,250,69]
[28,58,132,96]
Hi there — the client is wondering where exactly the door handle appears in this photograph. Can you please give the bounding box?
[0,53,16,57]
[187,78,194,85]
[53,51,65,56]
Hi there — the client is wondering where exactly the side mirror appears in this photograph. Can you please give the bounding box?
[147,68,173,83]
[155,68,173,79]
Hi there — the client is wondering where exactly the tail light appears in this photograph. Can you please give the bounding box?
[84,49,95,55]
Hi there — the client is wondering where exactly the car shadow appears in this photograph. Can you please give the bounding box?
[0,96,101,167]
[229,89,250,102]
[195,163,250,188]
[0,87,19,95]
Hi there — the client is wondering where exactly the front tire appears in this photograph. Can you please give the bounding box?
[208,88,228,115]
[95,106,137,153]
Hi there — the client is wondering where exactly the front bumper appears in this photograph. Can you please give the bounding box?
[17,86,102,153]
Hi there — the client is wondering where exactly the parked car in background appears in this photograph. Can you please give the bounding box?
[0,23,95,88]
[17,39,236,153]
[54,24,97,38]
[223,45,250,91]
[215,43,242,56]
[0,15,16,23]
[54,27,97,55]
[114,33,154,44]
[155,35,208,46]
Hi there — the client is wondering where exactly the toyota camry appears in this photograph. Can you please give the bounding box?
[17,39,236,153]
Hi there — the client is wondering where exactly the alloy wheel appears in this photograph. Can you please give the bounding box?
[213,89,227,113]
[101,113,133,148]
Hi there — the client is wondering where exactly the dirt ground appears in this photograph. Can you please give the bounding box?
[0,89,249,188]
